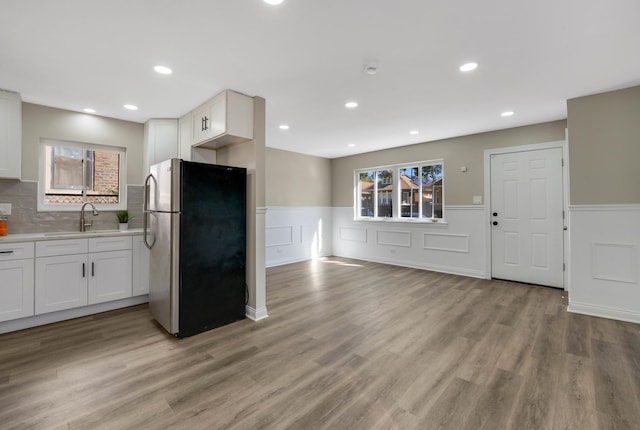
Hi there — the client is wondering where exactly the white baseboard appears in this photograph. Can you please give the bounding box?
[331,252,487,279]
[568,301,640,324]
[0,295,149,334]
[245,305,269,321]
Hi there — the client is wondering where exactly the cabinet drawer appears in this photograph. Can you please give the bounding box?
[36,239,88,257]
[89,236,132,253]
[0,242,35,261]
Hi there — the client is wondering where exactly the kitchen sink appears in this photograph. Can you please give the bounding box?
[43,230,120,237]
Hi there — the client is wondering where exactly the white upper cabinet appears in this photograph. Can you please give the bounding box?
[143,119,178,175]
[192,90,254,149]
[178,112,193,161]
[0,89,22,179]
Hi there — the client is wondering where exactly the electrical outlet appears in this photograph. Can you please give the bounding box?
[0,203,11,215]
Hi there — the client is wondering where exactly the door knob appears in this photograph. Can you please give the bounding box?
[492,221,498,226]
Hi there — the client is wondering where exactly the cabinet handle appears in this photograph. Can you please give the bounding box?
[204,116,208,131]
[201,117,205,132]
[82,263,85,278]
[92,262,95,277]
[0,250,14,254]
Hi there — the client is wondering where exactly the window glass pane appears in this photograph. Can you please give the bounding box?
[90,151,120,204]
[377,169,393,217]
[422,164,443,219]
[399,166,419,218]
[359,171,374,217]
[51,146,83,190]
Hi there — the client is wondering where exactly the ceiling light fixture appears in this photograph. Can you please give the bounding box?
[347,144,356,147]
[409,130,419,135]
[279,124,290,130]
[123,104,138,111]
[459,62,478,72]
[501,111,515,117]
[154,65,173,75]
[83,108,96,114]
[264,0,283,4]
[345,101,358,109]
[364,62,379,75]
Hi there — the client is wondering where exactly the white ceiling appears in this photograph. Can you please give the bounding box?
[1,0,639,159]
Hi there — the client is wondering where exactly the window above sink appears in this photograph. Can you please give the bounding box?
[37,139,127,212]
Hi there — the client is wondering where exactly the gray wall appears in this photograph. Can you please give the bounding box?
[330,120,567,207]
[567,85,640,205]
[266,148,332,207]
[21,103,144,184]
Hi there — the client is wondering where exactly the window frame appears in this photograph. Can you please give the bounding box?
[354,159,445,223]
[37,138,127,212]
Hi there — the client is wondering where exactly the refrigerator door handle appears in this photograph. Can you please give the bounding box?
[143,173,156,250]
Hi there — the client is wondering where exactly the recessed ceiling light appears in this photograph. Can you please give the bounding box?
[459,62,478,72]
[123,104,138,111]
[345,101,359,109]
[83,108,96,114]
[347,144,356,147]
[264,0,283,4]
[501,111,515,117]
[279,124,290,130]
[154,65,173,75]
[409,130,419,135]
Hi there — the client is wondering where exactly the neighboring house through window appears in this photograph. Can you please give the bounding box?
[355,160,444,222]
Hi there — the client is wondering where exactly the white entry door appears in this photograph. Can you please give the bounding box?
[490,148,564,288]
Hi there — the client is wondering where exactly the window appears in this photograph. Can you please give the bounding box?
[355,160,444,222]
[38,139,126,211]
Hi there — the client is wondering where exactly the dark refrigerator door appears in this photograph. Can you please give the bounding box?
[178,161,247,337]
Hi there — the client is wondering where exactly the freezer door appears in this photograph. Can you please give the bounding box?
[149,158,181,213]
[148,211,180,334]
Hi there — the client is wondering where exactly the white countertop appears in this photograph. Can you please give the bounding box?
[0,229,143,244]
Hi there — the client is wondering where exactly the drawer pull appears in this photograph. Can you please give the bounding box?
[0,250,15,254]
[82,263,86,278]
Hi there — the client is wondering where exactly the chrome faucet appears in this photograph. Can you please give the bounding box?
[80,202,99,232]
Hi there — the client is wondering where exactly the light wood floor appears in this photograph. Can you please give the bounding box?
[1,257,640,429]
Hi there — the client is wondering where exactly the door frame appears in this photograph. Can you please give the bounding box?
[483,139,570,290]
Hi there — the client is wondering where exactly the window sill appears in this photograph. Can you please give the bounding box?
[354,218,448,227]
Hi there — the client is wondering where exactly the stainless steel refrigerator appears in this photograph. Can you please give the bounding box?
[143,158,246,338]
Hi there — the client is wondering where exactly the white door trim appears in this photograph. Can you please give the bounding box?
[483,139,570,289]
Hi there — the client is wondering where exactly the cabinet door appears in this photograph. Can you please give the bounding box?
[35,254,88,314]
[0,259,34,322]
[192,103,212,145]
[0,90,22,179]
[144,119,178,175]
[88,250,132,304]
[178,112,193,161]
[132,237,150,296]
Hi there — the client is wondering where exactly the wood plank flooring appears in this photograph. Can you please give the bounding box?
[1,257,640,429]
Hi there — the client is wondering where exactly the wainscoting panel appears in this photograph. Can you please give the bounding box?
[568,205,640,323]
[591,242,637,284]
[376,230,411,247]
[332,206,487,278]
[265,207,332,267]
[265,226,294,247]
[423,232,469,253]
[339,227,367,243]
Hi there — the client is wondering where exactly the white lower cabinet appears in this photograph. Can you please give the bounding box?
[132,236,150,296]
[35,236,133,315]
[88,250,132,304]
[0,242,35,322]
[35,253,88,314]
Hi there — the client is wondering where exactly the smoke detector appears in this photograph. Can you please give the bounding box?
[364,62,379,75]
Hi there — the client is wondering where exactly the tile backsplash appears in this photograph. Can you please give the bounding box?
[0,181,143,234]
